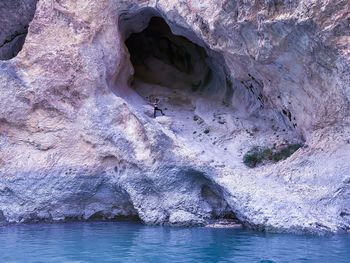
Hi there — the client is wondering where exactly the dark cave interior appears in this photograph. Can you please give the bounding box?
[125,17,213,92]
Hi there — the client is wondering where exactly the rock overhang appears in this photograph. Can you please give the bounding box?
[118,7,232,101]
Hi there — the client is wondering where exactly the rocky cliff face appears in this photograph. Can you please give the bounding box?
[0,0,349,233]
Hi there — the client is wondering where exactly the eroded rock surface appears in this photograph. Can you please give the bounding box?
[0,0,349,233]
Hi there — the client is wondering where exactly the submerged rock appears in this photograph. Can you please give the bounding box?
[205,219,243,229]
[0,0,349,233]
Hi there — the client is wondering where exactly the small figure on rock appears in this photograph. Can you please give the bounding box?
[152,98,165,118]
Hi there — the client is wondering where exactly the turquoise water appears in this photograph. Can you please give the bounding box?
[0,222,349,263]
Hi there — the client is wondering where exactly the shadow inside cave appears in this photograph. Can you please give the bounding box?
[122,14,231,126]
[125,17,213,93]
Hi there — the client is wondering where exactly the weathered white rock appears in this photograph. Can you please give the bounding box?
[0,0,349,233]
[169,210,205,226]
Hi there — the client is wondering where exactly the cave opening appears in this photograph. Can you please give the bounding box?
[119,7,235,110]
[125,16,214,93]
[121,11,233,124]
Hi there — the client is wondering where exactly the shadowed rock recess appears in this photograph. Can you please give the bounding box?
[0,0,349,233]
[0,0,38,60]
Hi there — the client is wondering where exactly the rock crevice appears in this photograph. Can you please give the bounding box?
[0,0,38,60]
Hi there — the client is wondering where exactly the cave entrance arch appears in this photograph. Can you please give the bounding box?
[125,16,212,92]
[119,8,231,106]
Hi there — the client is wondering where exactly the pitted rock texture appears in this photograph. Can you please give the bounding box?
[0,0,349,233]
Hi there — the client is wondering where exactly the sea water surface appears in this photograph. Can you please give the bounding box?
[0,222,349,263]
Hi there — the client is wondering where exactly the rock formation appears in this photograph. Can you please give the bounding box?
[0,0,349,233]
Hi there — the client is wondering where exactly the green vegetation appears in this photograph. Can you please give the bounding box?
[243,143,303,168]
[271,144,303,162]
[243,147,273,168]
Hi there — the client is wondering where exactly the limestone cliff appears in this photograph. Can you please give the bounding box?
[0,0,349,233]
